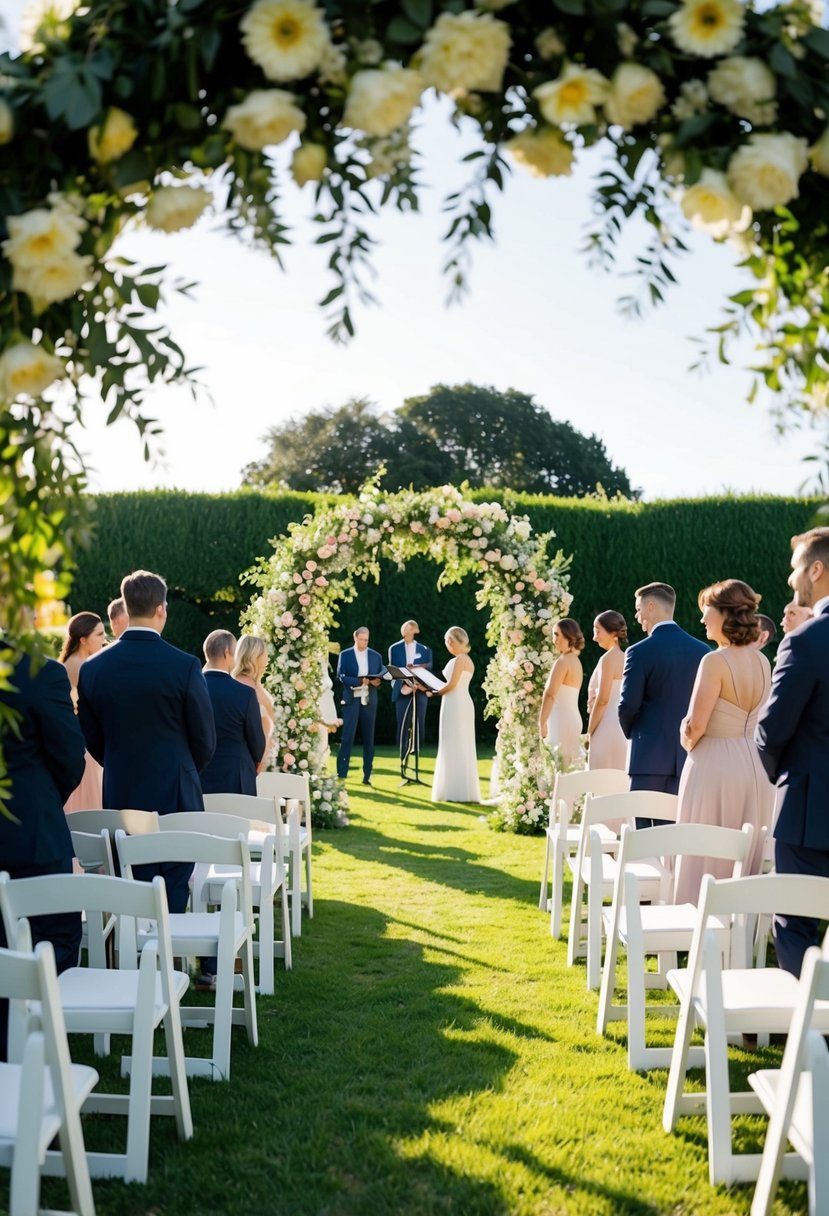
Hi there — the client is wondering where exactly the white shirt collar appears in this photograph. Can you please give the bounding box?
[813,595,829,616]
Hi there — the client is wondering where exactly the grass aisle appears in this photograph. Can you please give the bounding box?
[28,747,806,1215]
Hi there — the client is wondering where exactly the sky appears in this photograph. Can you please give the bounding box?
[2,2,819,501]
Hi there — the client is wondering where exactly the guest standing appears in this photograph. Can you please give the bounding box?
[336,627,386,785]
[60,611,106,812]
[618,582,708,826]
[586,611,627,771]
[200,630,265,796]
[756,527,829,976]
[781,600,812,634]
[314,654,342,766]
[107,596,129,639]
[431,626,481,804]
[538,618,584,768]
[673,580,774,903]
[388,619,433,758]
[232,635,275,772]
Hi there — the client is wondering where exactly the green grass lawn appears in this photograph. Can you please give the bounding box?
[9,747,808,1215]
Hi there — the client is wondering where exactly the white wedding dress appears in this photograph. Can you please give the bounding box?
[432,658,481,803]
[546,684,583,767]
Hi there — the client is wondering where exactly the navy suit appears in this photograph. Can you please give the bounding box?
[755,604,829,974]
[0,649,87,1057]
[200,671,265,797]
[336,646,386,780]
[78,629,216,911]
[618,621,708,819]
[388,639,433,757]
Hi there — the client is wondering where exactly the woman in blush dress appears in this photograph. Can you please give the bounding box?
[674,579,775,904]
[586,610,627,771]
[431,626,481,804]
[233,635,276,773]
[539,618,584,768]
[61,611,107,812]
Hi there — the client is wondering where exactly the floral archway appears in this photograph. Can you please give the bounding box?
[240,480,571,831]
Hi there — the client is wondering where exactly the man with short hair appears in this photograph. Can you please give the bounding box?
[756,527,829,976]
[388,619,433,759]
[199,629,265,797]
[78,569,216,911]
[753,613,777,651]
[781,600,812,634]
[336,626,386,785]
[618,581,709,826]
[107,596,129,639]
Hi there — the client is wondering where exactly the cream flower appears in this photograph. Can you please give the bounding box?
[671,78,709,120]
[18,0,79,53]
[680,168,752,235]
[343,65,423,138]
[809,127,829,176]
[707,57,777,125]
[223,89,306,150]
[0,99,13,145]
[2,206,85,270]
[604,63,665,129]
[88,106,138,163]
[505,126,574,177]
[418,11,511,95]
[533,64,608,127]
[617,22,638,57]
[239,0,331,83]
[12,253,93,304]
[727,132,809,210]
[318,42,348,86]
[0,341,64,401]
[668,0,746,57]
[291,140,327,185]
[535,27,565,58]
[145,185,212,233]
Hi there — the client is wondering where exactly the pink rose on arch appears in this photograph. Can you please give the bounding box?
[289,627,301,638]
[292,573,303,585]
[317,545,334,559]
[306,560,317,572]
[524,662,534,675]
[509,630,524,644]
[338,533,348,544]
[297,699,309,710]
[410,521,425,533]
[299,759,309,769]
[280,611,295,627]
[288,719,297,729]
[299,593,311,605]
[534,578,548,591]
[523,681,534,692]
[446,508,462,523]
[435,516,450,529]
[515,581,525,591]
[300,659,311,672]
[283,753,296,767]
[511,594,521,604]
[473,526,482,536]
[326,535,337,546]
[315,576,327,587]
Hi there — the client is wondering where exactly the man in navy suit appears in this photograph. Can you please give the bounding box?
[199,629,265,796]
[618,582,708,826]
[388,619,433,759]
[78,569,216,912]
[336,626,386,785]
[756,527,829,976]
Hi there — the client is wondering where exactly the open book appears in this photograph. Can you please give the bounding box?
[386,664,446,693]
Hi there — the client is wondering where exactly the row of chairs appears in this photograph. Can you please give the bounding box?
[539,767,829,1213]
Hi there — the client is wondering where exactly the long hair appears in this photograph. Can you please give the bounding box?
[59,612,102,663]
[233,635,267,681]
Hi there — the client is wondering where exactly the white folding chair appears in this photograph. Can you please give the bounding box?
[663,873,829,1186]
[567,791,676,990]
[160,810,291,991]
[257,772,314,933]
[65,809,160,839]
[749,946,829,1216]
[0,872,192,1185]
[537,767,629,936]
[597,822,753,1071]
[0,942,98,1216]
[116,830,258,1082]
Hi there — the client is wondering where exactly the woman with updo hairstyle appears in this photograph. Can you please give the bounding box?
[586,610,628,771]
[61,611,106,812]
[674,578,775,902]
[233,635,276,772]
[431,626,481,803]
[539,618,584,767]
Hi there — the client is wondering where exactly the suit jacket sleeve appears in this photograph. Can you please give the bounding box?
[755,634,812,783]
[243,686,266,765]
[77,661,104,766]
[338,653,361,688]
[39,660,87,799]
[617,644,644,740]
[184,660,217,771]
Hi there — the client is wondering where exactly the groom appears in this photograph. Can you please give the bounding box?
[336,626,386,785]
[618,581,708,826]
[388,619,433,758]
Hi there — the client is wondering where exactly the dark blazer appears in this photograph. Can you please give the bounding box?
[618,622,709,781]
[78,629,215,813]
[755,606,829,849]
[337,646,386,707]
[0,650,86,867]
[200,671,265,797]
[388,639,433,702]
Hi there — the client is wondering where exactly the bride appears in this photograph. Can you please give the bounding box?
[431,626,481,804]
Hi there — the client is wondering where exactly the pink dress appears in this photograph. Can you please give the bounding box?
[64,752,103,812]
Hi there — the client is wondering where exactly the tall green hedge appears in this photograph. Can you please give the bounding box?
[69,490,821,745]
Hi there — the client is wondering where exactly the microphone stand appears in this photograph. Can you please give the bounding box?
[399,674,427,786]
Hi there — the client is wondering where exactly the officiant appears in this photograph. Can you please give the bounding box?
[388,620,433,758]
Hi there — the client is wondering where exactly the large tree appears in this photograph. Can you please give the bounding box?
[242,384,633,497]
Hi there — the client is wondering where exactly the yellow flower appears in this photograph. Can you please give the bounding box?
[533,64,608,127]
[604,64,665,129]
[0,341,65,401]
[417,11,511,95]
[680,168,751,235]
[12,253,93,304]
[0,99,13,145]
[223,89,306,150]
[505,126,574,177]
[240,0,331,83]
[668,0,746,57]
[2,206,85,271]
[88,106,138,164]
[809,127,829,176]
[727,132,808,210]
[343,65,423,138]
[145,185,212,233]
[291,141,327,186]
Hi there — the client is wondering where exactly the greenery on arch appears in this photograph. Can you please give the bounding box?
[241,478,571,831]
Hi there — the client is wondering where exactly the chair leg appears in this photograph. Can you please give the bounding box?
[162,994,193,1142]
[596,920,619,1037]
[241,936,258,1048]
[212,933,236,1081]
[550,839,565,938]
[290,848,302,939]
[587,880,604,991]
[123,952,157,1183]
[303,847,313,918]
[567,870,584,967]
[281,886,292,971]
[12,1034,45,1216]
[662,984,699,1132]
[626,942,649,1072]
[539,832,552,911]
[257,894,275,997]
